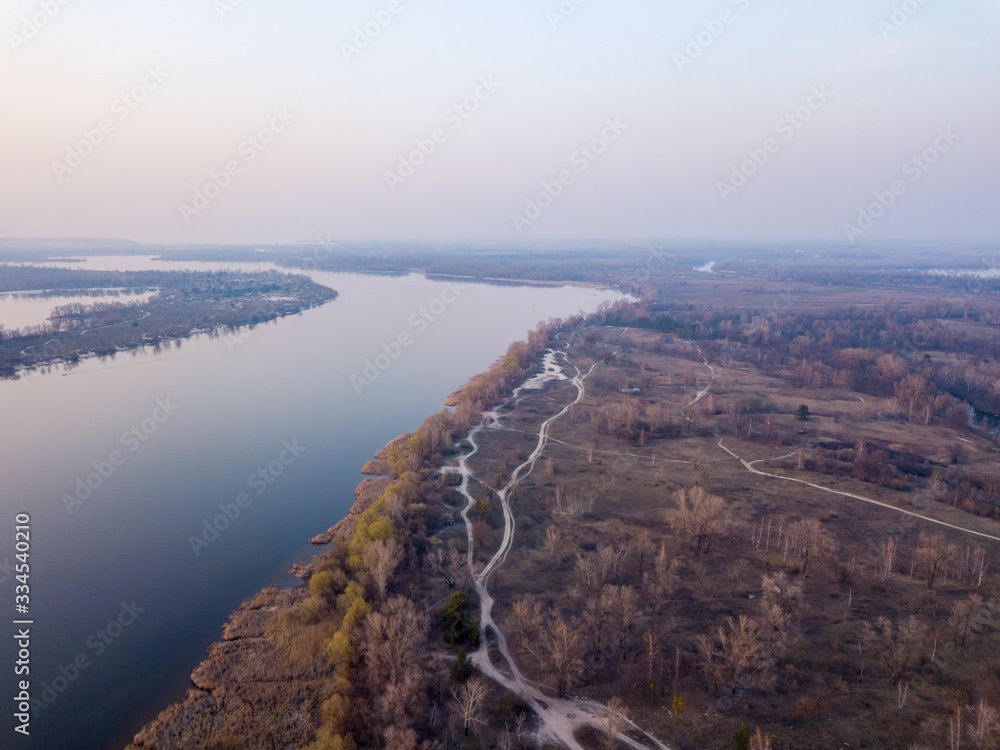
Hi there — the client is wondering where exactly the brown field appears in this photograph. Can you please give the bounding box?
[422,325,1000,749]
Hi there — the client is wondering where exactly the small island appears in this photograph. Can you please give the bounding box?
[0,266,337,376]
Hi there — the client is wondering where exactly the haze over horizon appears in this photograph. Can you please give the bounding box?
[2,0,998,246]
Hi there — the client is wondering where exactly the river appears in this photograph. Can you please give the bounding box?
[0,255,622,749]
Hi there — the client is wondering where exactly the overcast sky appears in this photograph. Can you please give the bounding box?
[1,0,997,246]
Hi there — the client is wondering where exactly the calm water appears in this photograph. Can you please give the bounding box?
[0,257,621,749]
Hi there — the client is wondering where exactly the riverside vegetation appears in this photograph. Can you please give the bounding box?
[129,251,1000,749]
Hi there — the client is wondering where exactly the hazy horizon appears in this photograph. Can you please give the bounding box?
[2,1,998,246]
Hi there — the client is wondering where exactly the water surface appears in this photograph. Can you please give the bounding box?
[0,258,620,749]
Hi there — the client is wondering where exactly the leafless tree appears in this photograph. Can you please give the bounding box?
[950,593,985,649]
[696,615,770,696]
[968,698,998,749]
[785,518,834,579]
[597,543,630,585]
[360,597,429,729]
[509,596,545,661]
[759,573,804,658]
[750,728,775,750]
[582,595,609,660]
[604,396,640,440]
[875,537,898,583]
[667,487,690,541]
[544,525,561,559]
[644,542,679,603]
[643,629,661,682]
[454,678,488,736]
[427,542,465,589]
[577,552,601,591]
[541,611,583,697]
[670,486,729,555]
[383,725,418,750]
[602,585,640,656]
[972,547,990,588]
[727,558,750,598]
[602,696,630,750]
[917,533,958,590]
[365,538,401,603]
[636,528,653,576]
[861,615,926,684]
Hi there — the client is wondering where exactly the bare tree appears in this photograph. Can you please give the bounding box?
[759,573,804,658]
[875,537,898,583]
[785,518,834,579]
[582,595,609,661]
[454,678,488,736]
[427,542,465,589]
[508,596,545,662]
[544,525,561,559]
[643,629,661,683]
[365,538,401,603]
[950,593,985,649]
[360,596,429,687]
[383,725,418,750]
[667,485,729,555]
[602,585,640,656]
[727,558,750,598]
[644,542,679,603]
[972,546,990,588]
[696,615,770,696]
[636,528,653,576]
[917,533,958,590]
[861,615,926,684]
[602,696,630,750]
[577,552,601,591]
[968,698,998,749]
[668,487,691,543]
[750,728,775,750]
[541,611,583,698]
[597,543,631,585]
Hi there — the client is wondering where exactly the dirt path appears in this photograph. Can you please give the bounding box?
[449,339,672,750]
[679,339,1000,545]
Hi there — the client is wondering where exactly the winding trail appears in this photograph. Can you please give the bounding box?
[680,340,1000,545]
[449,340,672,750]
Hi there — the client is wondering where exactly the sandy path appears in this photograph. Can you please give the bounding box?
[680,339,1000,545]
[450,339,672,749]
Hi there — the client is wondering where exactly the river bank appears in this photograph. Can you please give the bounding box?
[125,435,406,749]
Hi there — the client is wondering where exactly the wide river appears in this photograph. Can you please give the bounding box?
[0,255,622,749]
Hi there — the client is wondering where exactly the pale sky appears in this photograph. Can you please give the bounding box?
[1,0,998,245]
